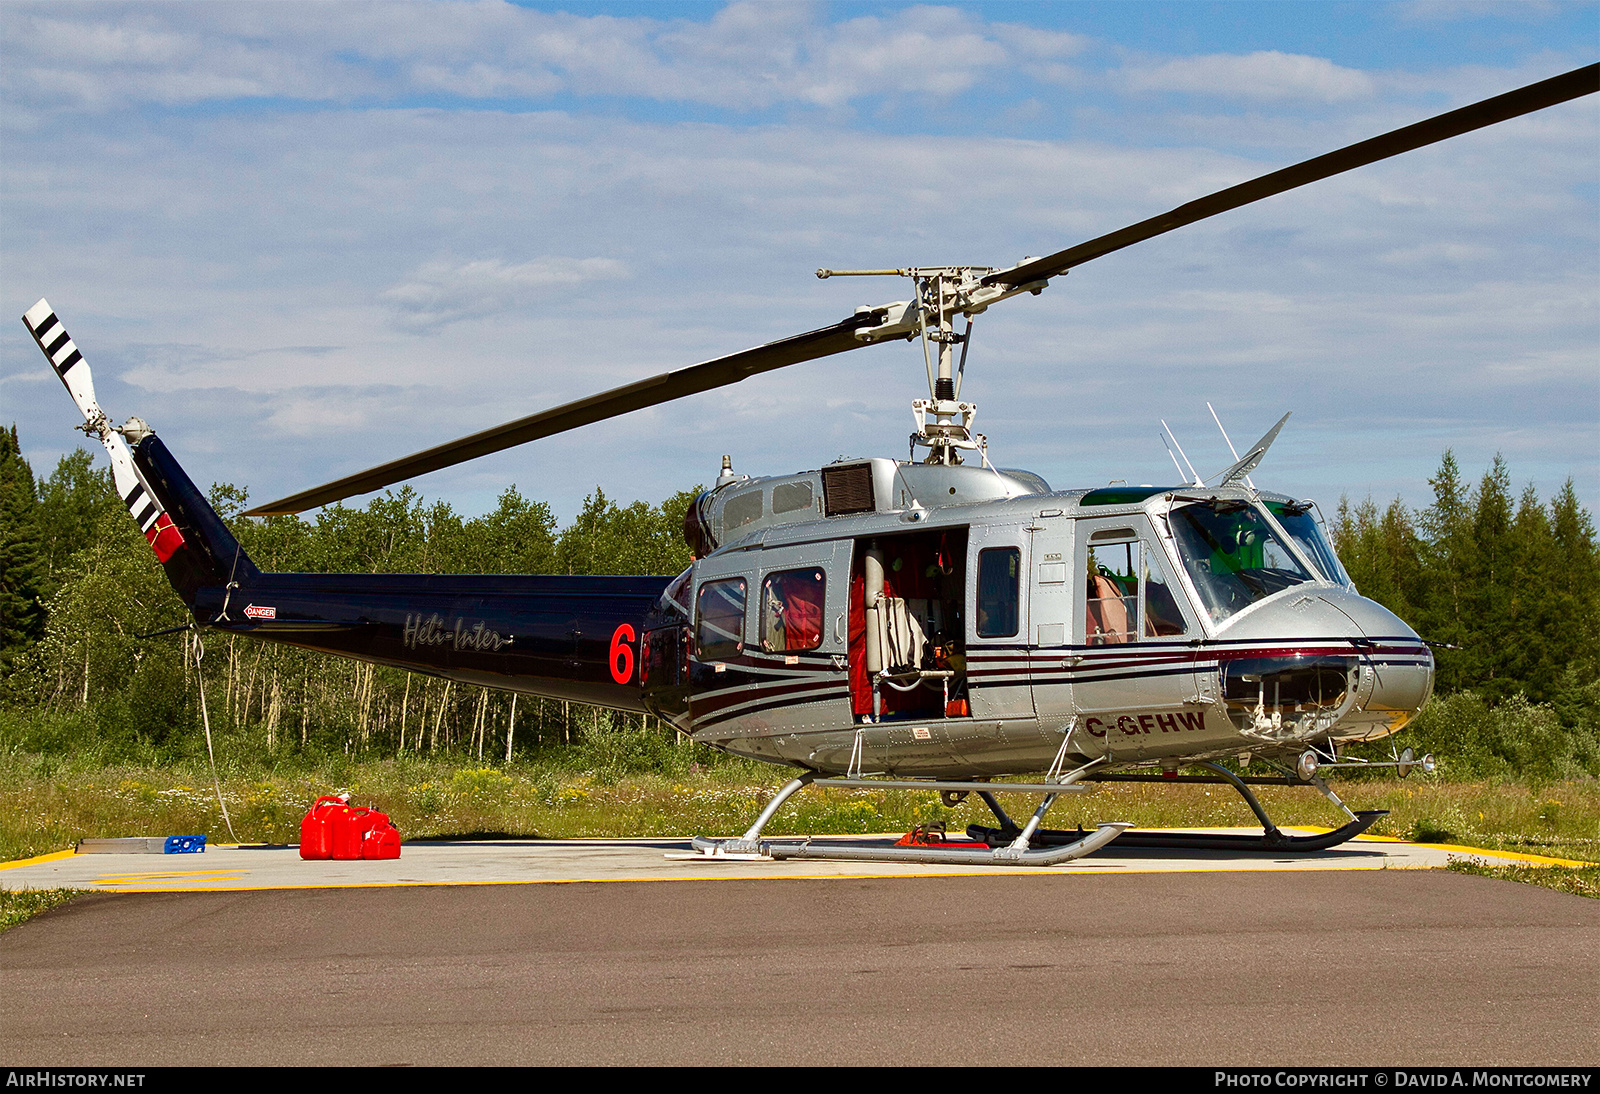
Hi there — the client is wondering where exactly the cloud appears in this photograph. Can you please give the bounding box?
[383,256,631,330]
[0,1,1038,114]
[1117,51,1377,103]
[2,7,1593,518]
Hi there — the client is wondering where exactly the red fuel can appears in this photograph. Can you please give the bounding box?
[360,811,402,860]
[331,805,371,860]
[299,796,347,860]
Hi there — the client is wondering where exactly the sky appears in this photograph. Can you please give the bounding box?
[2,0,1596,529]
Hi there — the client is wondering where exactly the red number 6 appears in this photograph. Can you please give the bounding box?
[609,623,636,685]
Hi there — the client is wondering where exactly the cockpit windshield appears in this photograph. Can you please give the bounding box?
[1265,500,1350,587]
[1169,501,1314,623]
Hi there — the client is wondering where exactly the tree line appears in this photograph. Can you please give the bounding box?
[1,424,698,762]
[2,425,1597,770]
[1330,451,1598,727]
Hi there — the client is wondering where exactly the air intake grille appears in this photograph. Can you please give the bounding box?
[822,464,875,516]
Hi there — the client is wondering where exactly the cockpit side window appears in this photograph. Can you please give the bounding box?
[1143,542,1189,638]
[1170,502,1313,623]
[1083,532,1190,644]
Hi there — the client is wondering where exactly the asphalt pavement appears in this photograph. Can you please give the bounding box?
[3,867,1597,1066]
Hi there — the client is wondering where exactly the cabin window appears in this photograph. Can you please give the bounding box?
[695,577,746,660]
[772,481,814,515]
[760,568,825,652]
[976,547,1021,637]
[661,566,693,618]
[723,491,763,533]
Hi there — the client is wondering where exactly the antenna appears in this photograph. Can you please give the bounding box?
[1160,419,1203,486]
[1160,433,1188,483]
[1206,402,1252,489]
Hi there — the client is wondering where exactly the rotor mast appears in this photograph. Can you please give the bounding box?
[816,264,1048,465]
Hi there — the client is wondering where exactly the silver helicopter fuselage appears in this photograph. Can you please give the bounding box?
[648,457,1434,779]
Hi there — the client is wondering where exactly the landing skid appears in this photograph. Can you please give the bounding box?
[685,770,1131,867]
[968,812,1384,854]
[968,761,1387,854]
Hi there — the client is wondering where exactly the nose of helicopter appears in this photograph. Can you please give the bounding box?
[1316,587,1435,730]
[1217,587,1435,739]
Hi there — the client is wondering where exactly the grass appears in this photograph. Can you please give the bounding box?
[3,747,1597,865]
[1445,860,1600,898]
[0,888,80,932]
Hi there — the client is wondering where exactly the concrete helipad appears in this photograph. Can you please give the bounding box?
[0,830,1575,892]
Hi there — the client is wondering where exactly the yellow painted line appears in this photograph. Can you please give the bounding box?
[1283,827,1594,867]
[94,869,249,885]
[78,862,1422,893]
[1412,843,1595,868]
[0,848,76,870]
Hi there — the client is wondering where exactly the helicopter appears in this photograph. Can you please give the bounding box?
[27,62,1597,867]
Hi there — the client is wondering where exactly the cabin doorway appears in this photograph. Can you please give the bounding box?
[847,528,969,721]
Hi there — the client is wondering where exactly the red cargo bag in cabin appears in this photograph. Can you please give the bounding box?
[299,796,347,860]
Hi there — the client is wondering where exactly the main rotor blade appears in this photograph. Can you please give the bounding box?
[246,311,886,515]
[250,63,1595,516]
[985,62,1599,288]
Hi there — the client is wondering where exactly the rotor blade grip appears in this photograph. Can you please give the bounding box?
[986,62,1599,287]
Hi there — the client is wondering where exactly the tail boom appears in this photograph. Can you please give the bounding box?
[196,571,668,711]
[26,298,664,712]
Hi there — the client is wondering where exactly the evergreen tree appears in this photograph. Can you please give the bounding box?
[0,425,48,667]
[1416,450,1474,691]
[1505,483,1558,701]
[1548,479,1600,700]
[1465,455,1514,698]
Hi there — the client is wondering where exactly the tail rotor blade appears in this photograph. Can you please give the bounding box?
[24,298,104,431]
[22,301,188,563]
